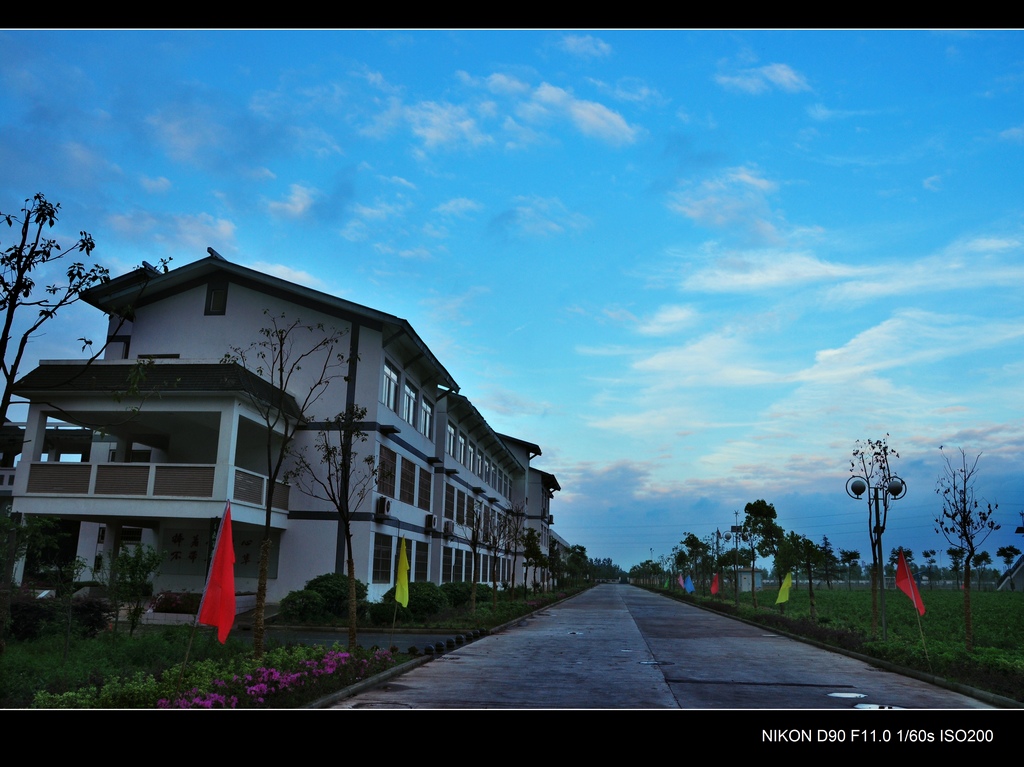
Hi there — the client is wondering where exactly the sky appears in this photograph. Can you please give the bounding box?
[3,30,1024,573]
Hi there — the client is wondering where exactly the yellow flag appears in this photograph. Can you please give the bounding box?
[395,537,409,607]
[775,572,792,605]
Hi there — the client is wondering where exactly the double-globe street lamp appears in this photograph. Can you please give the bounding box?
[845,473,907,641]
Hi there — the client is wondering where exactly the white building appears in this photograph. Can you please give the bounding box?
[10,251,561,602]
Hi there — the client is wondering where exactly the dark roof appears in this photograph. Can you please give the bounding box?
[82,253,459,392]
[497,432,542,457]
[535,469,561,493]
[13,362,302,419]
[441,391,524,474]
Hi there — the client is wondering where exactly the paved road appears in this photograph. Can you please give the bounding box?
[333,583,995,709]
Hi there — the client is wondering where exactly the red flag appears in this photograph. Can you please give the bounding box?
[198,502,236,642]
[710,573,720,595]
[895,549,925,616]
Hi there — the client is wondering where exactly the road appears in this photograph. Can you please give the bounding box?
[332,583,997,709]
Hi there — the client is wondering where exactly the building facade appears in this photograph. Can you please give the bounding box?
[10,251,560,603]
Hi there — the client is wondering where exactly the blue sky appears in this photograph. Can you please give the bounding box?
[3,30,1024,572]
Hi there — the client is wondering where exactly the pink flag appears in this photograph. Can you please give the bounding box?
[677,574,685,589]
[198,502,236,642]
[895,549,925,616]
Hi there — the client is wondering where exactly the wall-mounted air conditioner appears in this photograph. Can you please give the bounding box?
[443,520,454,535]
[425,514,438,530]
[376,496,392,518]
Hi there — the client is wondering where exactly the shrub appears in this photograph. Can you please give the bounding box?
[303,573,368,618]
[279,590,327,623]
[9,595,109,641]
[152,591,202,614]
[375,582,448,622]
[440,582,474,608]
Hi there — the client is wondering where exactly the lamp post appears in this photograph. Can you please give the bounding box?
[846,473,906,641]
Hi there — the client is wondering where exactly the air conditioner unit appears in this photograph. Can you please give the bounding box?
[376,496,392,518]
[425,514,438,530]
[548,515,554,525]
[443,520,455,535]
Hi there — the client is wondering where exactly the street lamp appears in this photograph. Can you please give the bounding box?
[846,473,907,641]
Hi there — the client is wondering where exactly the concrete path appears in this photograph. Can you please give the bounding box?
[333,583,996,709]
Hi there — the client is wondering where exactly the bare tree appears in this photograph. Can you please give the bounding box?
[289,406,378,649]
[222,312,346,657]
[851,436,899,639]
[503,501,526,601]
[935,447,1000,652]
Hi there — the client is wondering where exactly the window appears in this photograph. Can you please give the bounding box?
[446,422,456,457]
[456,489,466,525]
[454,549,463,582]
[382,361,399,411]
[415,543,428,582]
[419,399,433,439]
[442,547,452,583]
[466,441,474,473]
[417,467,431,511]
[378,446,397,498]
[399,457,416,505]
[458,433,467,466]
[205,280,228,315]
[402,382,418,426]
[373,533,393,583]
[444,484,455,520]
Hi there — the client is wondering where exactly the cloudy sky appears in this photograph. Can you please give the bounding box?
[3,30,1024,571]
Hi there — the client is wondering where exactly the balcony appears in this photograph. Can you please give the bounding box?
[21,461,289,512]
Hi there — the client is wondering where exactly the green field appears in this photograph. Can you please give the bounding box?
[657,584,1024,703]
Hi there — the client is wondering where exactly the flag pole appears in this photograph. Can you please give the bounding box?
[177,513,223,693]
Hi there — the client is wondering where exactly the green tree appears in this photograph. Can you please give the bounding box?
[742,499,783,605]
[522,528,546,594]
[289,405,378,648]
[921,549,937,589]
[947,547,965,589]
[972,551,992,590]
[935,447,1000,652]
[0,194,108,655]
[222,312,346,658]
[819,536,838,590]
[101,544,163,637]
[997,545,1021,590]
[839,548,861,591]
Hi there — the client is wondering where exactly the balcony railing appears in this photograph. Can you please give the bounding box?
[22,462,289,511]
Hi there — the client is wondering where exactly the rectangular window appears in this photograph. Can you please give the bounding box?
[417,467,431,511]
[458,433,467,466]
[442,547,452,584]
[415,542,428,582]
[466,442,474,474]
[402,382,418,426]
[444,484,455,520]
[400,457,416,505]
[205,280,228,315]
[382,360,399,411]
[378,446,397,499]
[454,549,463,582]
[456,490,466,525]
[446,422,456,457]
[419,399,433,439]
[373,533,393,584]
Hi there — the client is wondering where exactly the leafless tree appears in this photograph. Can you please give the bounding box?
[222,312,346,657]
[935,447,999,652]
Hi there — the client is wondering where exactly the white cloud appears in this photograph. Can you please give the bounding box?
[404,101,492,150]
[715,63,810,95]
[170,213,236,253]
[637,305,698,336]
[492,195,589,238]
[434,197,483,216]
[486,73,531,95]
[531,83,638,145]
[250,262,325,289]
[684,250,861,292]
[668,166,782,243]
[923,174,942,191]
[999,125,1024,142]
[140,175,171,193]
[268,184,316,218]
[559,34,612,58]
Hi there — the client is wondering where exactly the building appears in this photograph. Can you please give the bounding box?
[10,251,561,603]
